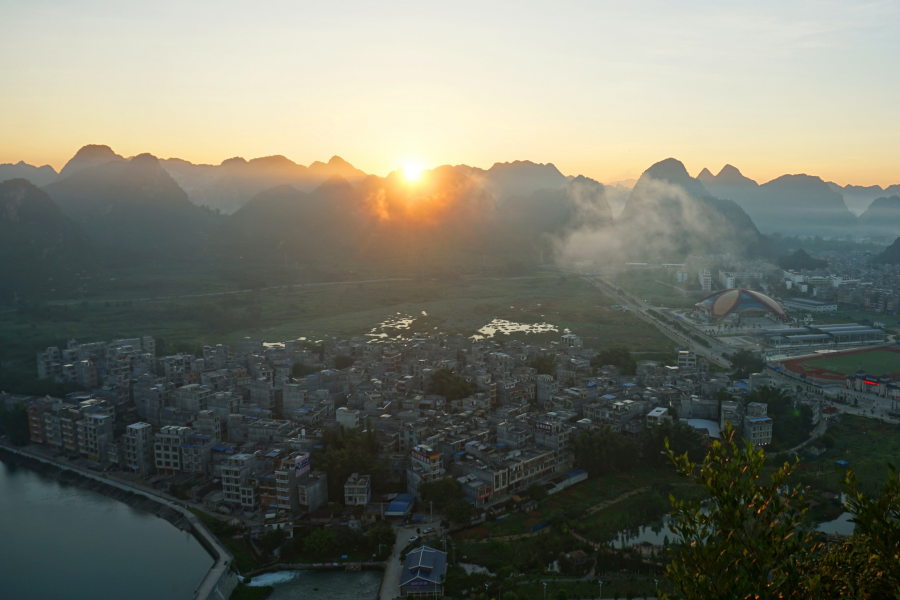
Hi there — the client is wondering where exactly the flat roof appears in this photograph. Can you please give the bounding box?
[783,298,835,306]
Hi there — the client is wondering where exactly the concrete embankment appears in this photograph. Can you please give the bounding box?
[0,445,238,600]
[244,561,385,578]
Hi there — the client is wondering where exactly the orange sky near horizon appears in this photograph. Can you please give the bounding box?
[2,1,899,188]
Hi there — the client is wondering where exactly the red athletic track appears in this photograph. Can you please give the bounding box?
[779,347,900,382]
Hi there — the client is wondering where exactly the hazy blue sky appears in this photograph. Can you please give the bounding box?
[2,0,898,185]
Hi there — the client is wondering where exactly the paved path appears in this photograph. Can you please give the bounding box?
[378,524,420,600]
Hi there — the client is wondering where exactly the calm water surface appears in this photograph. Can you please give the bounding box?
[0,457,213,600]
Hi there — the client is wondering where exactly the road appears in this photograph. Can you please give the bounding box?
[378,522,445,600]
[584,276,732,369]
[767,369,900,425]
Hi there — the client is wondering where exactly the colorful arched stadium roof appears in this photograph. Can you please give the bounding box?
[693,288,787,321]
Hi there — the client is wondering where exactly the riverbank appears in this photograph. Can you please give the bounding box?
[0,443,239,600]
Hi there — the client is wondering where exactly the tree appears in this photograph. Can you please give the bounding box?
[259,529,286,555]
[429,368,476,401]
[525,482,548,502]
[530,354,558,376]
[570,426,637,477]
[664,424,818,599]
[303,528,337,555]
[292,362,318,377]
[313,427,386,499]
[729,349,766,379]
[367,524,396,553]
[418,477,464,512]
[663,425,900,599]
[333,354,354,370]
[747,386,812,449]
[641,420,703,468]
[592,346,637,375]
[0,406,30,446]
[444,498,474,525]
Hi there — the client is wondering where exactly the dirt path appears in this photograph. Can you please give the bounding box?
[470,486,654,544]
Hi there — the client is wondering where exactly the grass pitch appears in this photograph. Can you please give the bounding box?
[802,349,900,377]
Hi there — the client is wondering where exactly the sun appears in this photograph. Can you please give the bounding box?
[403,162,424,181]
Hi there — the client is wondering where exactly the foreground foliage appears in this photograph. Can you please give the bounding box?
[664,425,900,599]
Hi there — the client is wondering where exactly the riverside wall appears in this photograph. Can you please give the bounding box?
[0,444,238,600]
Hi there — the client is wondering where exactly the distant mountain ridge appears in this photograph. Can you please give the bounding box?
[0,179,92,294]
[857,196,900,233]
[42,153,219,256]
[160,153,368,214]
[0,162,58,187]
[617,158,767,259]
[698,165,857,234]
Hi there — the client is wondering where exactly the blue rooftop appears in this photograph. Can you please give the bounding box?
[385,493,415,517]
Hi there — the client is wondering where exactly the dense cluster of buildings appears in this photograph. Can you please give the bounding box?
[781,261,900,316]
[8,330,800,525]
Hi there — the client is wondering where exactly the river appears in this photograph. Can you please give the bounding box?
[247,569,382,599]
[0,457,213,600]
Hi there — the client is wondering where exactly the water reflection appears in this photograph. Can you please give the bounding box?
[472,318,558,339]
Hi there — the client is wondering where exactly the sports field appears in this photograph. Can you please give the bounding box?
[782,348,900,381]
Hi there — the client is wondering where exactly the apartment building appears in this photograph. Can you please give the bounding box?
[407,444,446,497]
[743,402,773,448]
[111,422,154,477]
[154,426,192,473]
[344,473,371,506]
[221,453,259,509]
[297,470,329,513]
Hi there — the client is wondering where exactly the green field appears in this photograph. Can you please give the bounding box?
[803,350,900,377]
[1,275,675,392]
[611,270,707,310]
[790,415,900,495]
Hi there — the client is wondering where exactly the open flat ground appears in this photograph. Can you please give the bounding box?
[791,415,900,495]
[1,275,674,377]
[610,270,708,310]
[782,347,900,380]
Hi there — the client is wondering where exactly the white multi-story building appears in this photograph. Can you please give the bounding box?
[76,406,115,464]
[677,351,697,370]
[154,426,191,473]
[336,407,360,430]
[743,402,773,448]
[115,422,154,477]
[171,384,210,413]
[221,453,259,509]
[344,473,371,506]
[193,410,222,441]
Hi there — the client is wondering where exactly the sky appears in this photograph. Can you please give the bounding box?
[1,0,899,186]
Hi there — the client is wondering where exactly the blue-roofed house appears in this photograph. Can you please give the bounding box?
[385,493,415,519]
[399,547,447,597]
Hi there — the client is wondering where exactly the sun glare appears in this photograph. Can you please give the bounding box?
[403,163,424,181]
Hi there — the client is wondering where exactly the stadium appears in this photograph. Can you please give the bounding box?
[692,288,787,323]
[779,347,900,392]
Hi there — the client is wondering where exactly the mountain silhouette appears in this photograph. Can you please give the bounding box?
[43,153,218,257]
[700,165,855,234]
[0,178,92,296]
[872,236,900,265]
[161,154,368,214]
[449,160,570,206]
[617,158,767,259]
[857,196,900,233]
[0,161,58,186]
[57,144,125,180]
